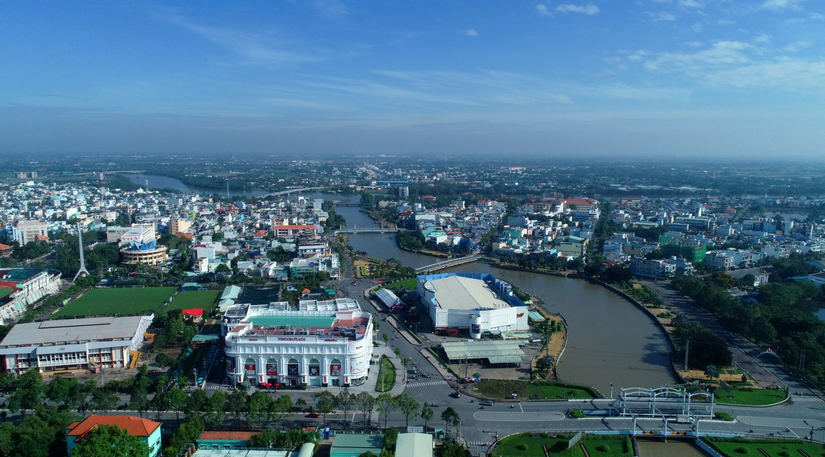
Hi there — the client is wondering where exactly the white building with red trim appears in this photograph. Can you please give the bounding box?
[221,298,373,388]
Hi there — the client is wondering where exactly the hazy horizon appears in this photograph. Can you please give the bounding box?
[2,1,824,158]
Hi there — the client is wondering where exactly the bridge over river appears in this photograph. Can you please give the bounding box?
[415,255,481,273]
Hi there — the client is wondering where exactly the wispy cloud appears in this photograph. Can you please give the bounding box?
[535,3,553,17]
[461,28,479,37]
[647,11,677,21]
[636,39,825,90]
[556,4,600,15]
[678,0,703,8]
[759,0,804,11]
[312,0,348,19]
[148,8,321,66]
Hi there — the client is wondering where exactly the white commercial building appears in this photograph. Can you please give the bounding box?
[0,315,153,374]
[222,298,373,387]
[417,273,529,339]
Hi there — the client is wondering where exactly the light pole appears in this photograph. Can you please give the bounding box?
[804,420,814,442]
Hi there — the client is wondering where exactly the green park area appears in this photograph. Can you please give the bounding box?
[375,355,396,392]
[706,438,825,457]
[53,287,177,318]
[491,433,632,457]
[475,379,599,400]
[381,278,418,290]
[713,387,788,406]
[165,290,221,314]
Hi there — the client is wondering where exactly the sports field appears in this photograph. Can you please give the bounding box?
[53,287,177,318]
[165,290,220,314]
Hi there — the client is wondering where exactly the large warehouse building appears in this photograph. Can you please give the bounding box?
[417,273,528,339]
[222,298,373,388]
[0,315,153,374]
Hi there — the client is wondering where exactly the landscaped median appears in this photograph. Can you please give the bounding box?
[474,379,600,401]
[704,437,825,457]
[375,355,396,392]
[491,432,632,457]
[712,386,789,406]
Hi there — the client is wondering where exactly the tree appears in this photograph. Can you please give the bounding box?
[166,417,205,457]
[205,391,227,427]
[185,389,208,419]
[336,389,356,428]
[705,365,719,381]
[129,387,150,418]
[441,440,472,457]
[167,387,189,424]
[72,424,151,457]
[247,391,272,427]
[8,368,44,415]
[441,407,460,434]
[91,389,118,413]
[315,391,336,427]
[269,394,293,423]
[394,393,419,428]
[45,377,74,406]
[420,403,433,430]
[356,391,376,431]
[384,427,399,452]
[382,333,389,344]
[227,389,249,428]
[375,393,397,429]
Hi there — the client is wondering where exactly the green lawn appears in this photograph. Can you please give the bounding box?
[0,288,14,298]
[491,433,631,457]
[53,287,177,318]
[165,290,221,314]
[713,387,788,406]
[380,278,418,290]
[375,355,396,392]
[476,379,599,401]
[707,438,825,457]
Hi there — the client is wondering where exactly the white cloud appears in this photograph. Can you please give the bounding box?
[685,41,703,47]
[461,28,479,37]
[647,11,677,21]
[535,3,553,17]
[759,0,804,11]
[753,34,771,44]
[679,0,703,8]
[150,11,321,66]
[556,3,600,14]
[783,40,813,52]
[644,41,754,73]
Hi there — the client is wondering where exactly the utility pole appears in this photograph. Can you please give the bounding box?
[684,340,690,372]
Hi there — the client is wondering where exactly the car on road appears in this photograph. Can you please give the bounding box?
[306,412,321,418]
[480,400,494,406]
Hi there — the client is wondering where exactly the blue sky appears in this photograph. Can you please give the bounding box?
[1,0,824,158]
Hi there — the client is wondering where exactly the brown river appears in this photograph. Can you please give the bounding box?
[336,204,678,393]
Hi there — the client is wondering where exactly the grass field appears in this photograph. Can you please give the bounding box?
[53,287,177,318]
[375,355,396,392]
[476,379,599,400]
[707,438,825,457]
[491,433,631,457]
[713,387,788,405]
[0,288,14,298]
[380,278,418,290]
[165,290,221,314]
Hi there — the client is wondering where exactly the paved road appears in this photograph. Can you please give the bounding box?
[642,279,786,390]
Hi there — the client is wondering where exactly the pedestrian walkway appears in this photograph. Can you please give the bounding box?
[406,380,448,388]
[792,396,822,403]
[467,441,493,447]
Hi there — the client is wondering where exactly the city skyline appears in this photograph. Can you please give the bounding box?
[1,1,824,158]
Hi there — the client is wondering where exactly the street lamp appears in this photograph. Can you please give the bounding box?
[804,420,814,442]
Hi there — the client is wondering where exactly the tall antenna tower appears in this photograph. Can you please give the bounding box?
[99,171,105,207]
[73,222,90,282]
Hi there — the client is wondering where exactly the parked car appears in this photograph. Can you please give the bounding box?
[480,400,494,406]
[306,412,321,418]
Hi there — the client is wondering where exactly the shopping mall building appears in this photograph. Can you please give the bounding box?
[221,298,374,387]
